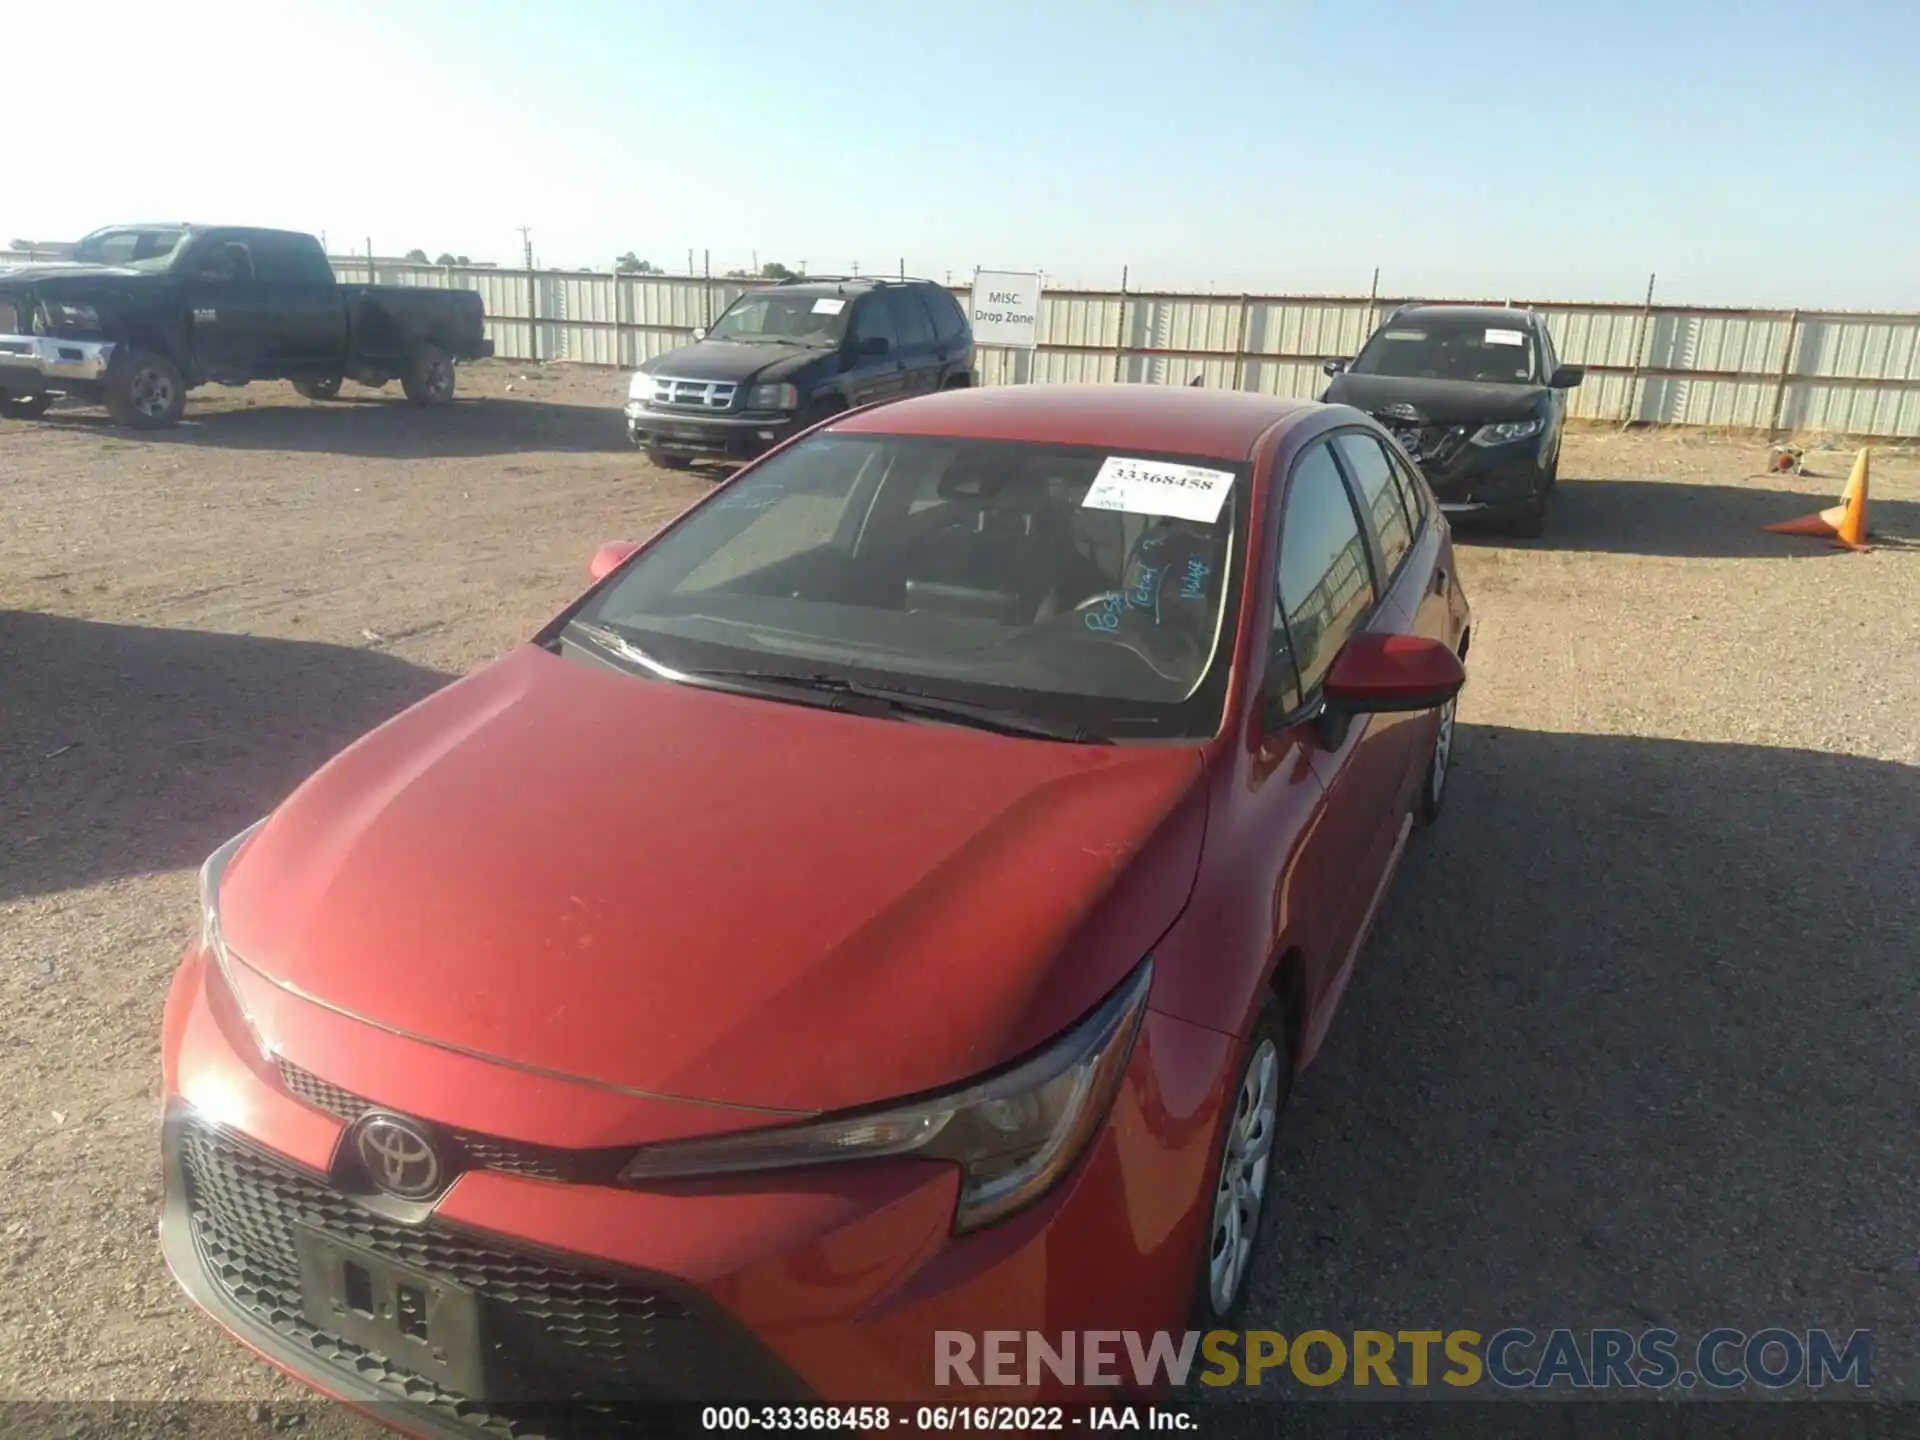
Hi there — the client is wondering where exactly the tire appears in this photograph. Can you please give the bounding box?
[0,393,54,419]
[294,375,344,401]
[941,373,971,390]
[646,446,694,470]
[1191,994,1291,1327]
[1416,689,1459,827]
[401,344,456,406]
[105,350,187,429]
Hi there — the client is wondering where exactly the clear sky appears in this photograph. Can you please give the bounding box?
[14,0,1919,307]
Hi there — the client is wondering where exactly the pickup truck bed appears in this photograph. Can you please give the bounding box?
[0,224,493,427]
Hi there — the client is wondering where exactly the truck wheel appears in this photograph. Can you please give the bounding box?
[402,344,456,406]
[0,393,54,419]
[106,351,188,429]
[646,445,694,470]
[294,375,344,401]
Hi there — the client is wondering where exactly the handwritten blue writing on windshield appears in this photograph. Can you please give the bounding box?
[1083,594,1126,633]
[1129,566,1161,611]
[1180,559,1210,600]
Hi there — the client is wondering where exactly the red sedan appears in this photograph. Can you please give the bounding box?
[161,384,1470,1429]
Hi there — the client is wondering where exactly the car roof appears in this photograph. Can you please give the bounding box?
[831,383,1323,462]
[1387,303,1541,328]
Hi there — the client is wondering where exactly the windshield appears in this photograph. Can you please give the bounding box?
[561,433,1250,740]
[1352,316,1539,384]
[705,291,849,348]
[69,228,193,271]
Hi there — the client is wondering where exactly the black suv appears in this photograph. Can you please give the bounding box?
[1321,304,1582,536]
[625,276,974,467]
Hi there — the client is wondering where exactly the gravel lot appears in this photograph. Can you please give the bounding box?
[2,364,1916,1429]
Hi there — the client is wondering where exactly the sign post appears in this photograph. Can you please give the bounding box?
[969,268,1043,384]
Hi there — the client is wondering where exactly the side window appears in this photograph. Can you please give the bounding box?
[885,288,934,348]
[252,234,333,286]
[1272,442,1378,705]
[193,239,255,283]
[852,296,894,351]
[1537,319,1557,375]
[1332,432,1414,578]
[931,289,968,343]
[1385,445,1428,526]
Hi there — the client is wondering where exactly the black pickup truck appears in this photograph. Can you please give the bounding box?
[0,224,492,428]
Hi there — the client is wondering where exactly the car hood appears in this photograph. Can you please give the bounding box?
[1325,372,1547,423]
[641,340,827,386]
[0,262,141,286]
[219,645,1209,1115]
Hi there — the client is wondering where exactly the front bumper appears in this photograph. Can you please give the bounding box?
[0,332,115,395]
[159,947,1233,1429]
[624,401,798,460]
[1413,437,1559,522]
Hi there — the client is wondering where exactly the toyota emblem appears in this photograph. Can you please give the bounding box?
[351,1112,448,1200]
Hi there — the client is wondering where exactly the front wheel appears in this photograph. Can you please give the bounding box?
[294,374,344,401]
[0,393,54,419]
[105,350,187,429]
[1192,996,1290,1325]
[401,344,456,406]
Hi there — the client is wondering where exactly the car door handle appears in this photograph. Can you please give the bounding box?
[1432,566,1449,595]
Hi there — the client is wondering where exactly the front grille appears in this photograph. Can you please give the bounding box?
[1379,417,1470,468]
[646,375,737,410]
[177,1120,797,1433]
[276,1059,619,1183]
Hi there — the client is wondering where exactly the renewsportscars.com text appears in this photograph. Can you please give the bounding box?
[934,1327,1873,1391]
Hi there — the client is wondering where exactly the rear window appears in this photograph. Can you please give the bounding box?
[565,432,1252,740]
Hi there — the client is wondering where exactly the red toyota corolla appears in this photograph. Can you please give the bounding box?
[160,384,1470,1432]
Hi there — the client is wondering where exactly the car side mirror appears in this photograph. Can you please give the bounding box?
[1322,357,1351,377]
[858,335,890,357]
[588,540,640,581]
[691,327,707,342]
[1550,364,1584,389]
[1315,632,1465,747]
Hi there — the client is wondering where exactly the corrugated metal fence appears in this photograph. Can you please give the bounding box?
[337,257,1920,439]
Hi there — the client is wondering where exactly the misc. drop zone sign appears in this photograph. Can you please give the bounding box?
[969,270,1043,349]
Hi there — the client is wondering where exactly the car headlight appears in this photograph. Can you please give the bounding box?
[1469,418,1544,446]
[37,300,102,332]
[627,370,658,402]
[199,820,271,1057]
[619,958,1154,1232]
[745,382,798,410]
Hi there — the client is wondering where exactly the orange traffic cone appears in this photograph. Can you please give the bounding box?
[1764,448,1871,551]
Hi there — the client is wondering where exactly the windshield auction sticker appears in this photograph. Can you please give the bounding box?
[1484,328,1526,346]
[812,297,846,315]
[1082,456,1235,524]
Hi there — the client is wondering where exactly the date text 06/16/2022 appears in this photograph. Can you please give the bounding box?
[699,1406,1194,1432]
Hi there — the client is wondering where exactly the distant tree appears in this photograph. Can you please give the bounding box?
[434,252,457,266]
[760,261,797,281]
[724,268,752,279]
[616,252,660,275]
[456,255,471,265]
[403,248,430,264]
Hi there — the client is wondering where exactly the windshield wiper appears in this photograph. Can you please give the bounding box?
[692,669,1112,744]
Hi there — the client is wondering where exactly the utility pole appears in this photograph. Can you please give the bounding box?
[518,226,538,364]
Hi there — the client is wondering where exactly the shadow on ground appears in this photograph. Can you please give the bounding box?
[0,612,453,901]
[1452,477,1920,558]
[1239,724,1920,1399]
[35,394,626,459]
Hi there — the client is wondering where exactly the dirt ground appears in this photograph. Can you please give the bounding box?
[2,363,1917,1427]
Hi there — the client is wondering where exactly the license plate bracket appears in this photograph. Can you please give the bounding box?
[293,1223,488,1397]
